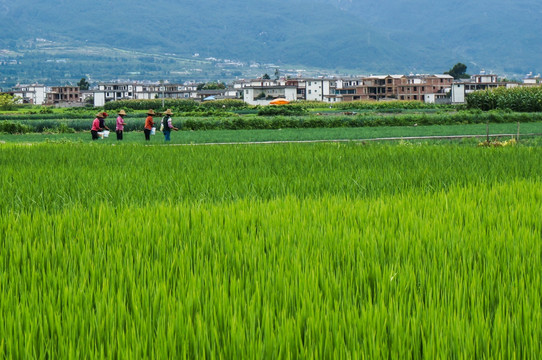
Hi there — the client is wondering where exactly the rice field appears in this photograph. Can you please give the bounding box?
[1,142,541,358]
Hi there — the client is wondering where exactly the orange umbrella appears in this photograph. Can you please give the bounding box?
[269,98,290,105]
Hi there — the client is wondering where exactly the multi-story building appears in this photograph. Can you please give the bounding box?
[397,74,453,102]
[341,75,404,101]
[330,78,362,103]
[93,82,200,106]
[11,84,48,105]
[341,74,453,103]
[99,83,135,102]
[46,86,81,105]
[284,78,339,102]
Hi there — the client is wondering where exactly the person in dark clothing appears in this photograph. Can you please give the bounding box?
[161,109,178,141]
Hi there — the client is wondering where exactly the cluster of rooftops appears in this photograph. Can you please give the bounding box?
[7,72,540,107]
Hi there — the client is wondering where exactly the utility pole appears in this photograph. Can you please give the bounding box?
[160,80,165,108]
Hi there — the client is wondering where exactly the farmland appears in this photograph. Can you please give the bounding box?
[1,119,542,146]
[1,142,541,358]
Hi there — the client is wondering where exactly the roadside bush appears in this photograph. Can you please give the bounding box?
[181,110,236,118]
[0,113,93,121]
[4,111,542,133]
[104,99,199,112]
[199,99,247,110]
[331,100,450,111]
[0,121,32,134]
[257,105,308,116]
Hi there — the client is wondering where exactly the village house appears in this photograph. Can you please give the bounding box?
[6,70,537,108]
[11,84,48,105]
[46,86,81,106]
[92,81,240,106]
[242,85,297,106]
[355,75,405,101]
[451,73,519,102]
[93,82,199,106]
[282,78,338,102]
[521,73,540,87]
[399,74,453,103]
[328,78,360,103]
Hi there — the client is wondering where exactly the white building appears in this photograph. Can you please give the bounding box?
[11,84,48,105]
[451,84,465,104]
[93,91,106,107]
[93,82,200,106]
[304,79,335,102]
[99,83,135,102]
[243,86,297,106]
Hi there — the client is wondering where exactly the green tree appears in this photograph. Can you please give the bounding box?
[0,93,20,110]
[197,82,226,90]
[445,63,470,79]
[204,82,226,90]
[262,73,271,80]
[77,77,90,90]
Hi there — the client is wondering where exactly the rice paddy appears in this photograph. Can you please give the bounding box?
[1,142,541,358]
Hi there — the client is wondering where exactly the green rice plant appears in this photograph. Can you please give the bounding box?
[1,181,541,358]
[0,143,541,358]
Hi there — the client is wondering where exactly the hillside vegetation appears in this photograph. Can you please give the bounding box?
[1,0,541,86]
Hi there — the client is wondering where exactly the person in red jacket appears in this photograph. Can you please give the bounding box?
[91,112,104,140]
[144,109,155,141]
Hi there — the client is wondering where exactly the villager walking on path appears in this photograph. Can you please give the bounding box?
[161,109,178,141]
[91,112,104,140]
[116,110,127,140]
[144,109,155,141]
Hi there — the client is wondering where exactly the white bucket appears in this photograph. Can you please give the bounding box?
[151,127,156,135]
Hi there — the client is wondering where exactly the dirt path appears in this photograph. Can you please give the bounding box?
[165,133,541,146]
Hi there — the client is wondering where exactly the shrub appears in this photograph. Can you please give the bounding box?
[104,99,199,112]
[199,99,247,110]
[0,121,32,134]
[257,105,308,116]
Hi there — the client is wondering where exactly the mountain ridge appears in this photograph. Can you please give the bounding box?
[1,0,541,85]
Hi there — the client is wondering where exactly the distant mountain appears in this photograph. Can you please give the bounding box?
[324,0,542,75]
[0,0,541,84]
